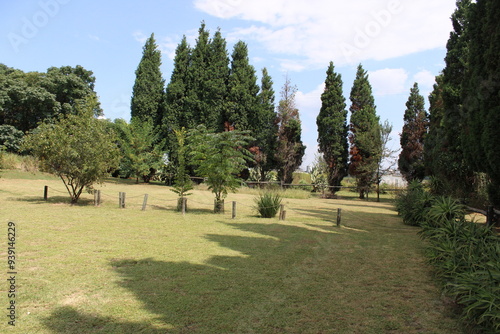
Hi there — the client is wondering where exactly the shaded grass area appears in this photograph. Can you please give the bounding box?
[0,174,465,333]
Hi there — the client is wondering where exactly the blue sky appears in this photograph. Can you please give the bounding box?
[1,0,456,168]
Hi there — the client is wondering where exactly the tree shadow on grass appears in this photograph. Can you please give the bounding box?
[8,195,94,206]
[42,222,343,333]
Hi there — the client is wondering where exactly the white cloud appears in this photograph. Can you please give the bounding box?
[413,70,436,91]
[368,68,408,96]
[195,0,456,69]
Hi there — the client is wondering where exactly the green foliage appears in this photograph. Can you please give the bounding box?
[187,125,254,212]
[348,64,381,199]
[0,124,24,152]
[275,76,306,184]
[394,181,434,226]
[310,156,328,194]
[317,61,348,194]
[22,106,120,203]
[398,83,429,182]
[419,214,500,333]
[131,33,165,127]
[0,64,100,132]
[254,192,282,218]
[113,118,165,183]
[170,128,193,201]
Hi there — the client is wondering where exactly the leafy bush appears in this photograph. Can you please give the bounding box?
[0,125,24,153]
[255,192,282,218]
[395,181,434,226]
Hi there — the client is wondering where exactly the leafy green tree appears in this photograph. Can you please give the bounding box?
[275,75,306,184]
[0,65,100,132]
[225,40,260,131]
[348,64,381,199]
[131,33,165,127]
[0,125,24,153]
[22,99,120,203]
[398,83,429,182]
[316,61,348,195]
[187,125,254,213]
[113,118,165,183]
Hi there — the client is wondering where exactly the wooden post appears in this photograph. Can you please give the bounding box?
[279,204,285,221]
[44,186,48,201]
[182,197,187,215]
[336,208,342,227]
[487,206,495,227]
[119,192,126,208]
[94,190,101,207]
[232,201,236,219]
[281,210,287,221]
[141,194,148,211]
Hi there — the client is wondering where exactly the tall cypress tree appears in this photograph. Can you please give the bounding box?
[463,0,500,204]
[225,41,260,131]
[348,64,381,199]
[316,61,348,195]
[131,33,165,127]
[255,67,278,179]
[275,75,306,184]
[163,36,192,158]
[185,22,212,129]
[398,83,429,182]
[206,29,230,131]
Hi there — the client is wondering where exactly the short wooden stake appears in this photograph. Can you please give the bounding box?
[279,204,285,221]
[44,186,48,201]
[281,210,286,221]
[94,190,101,207]
[232,201,236,219]
[336,208,342,227]
[141,194,148,211]
[119,192,126,208]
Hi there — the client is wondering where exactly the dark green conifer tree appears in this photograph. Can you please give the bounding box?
[316,61,348,195]
[462,0,500,204]
[254,67,278,179]
[131,33,165,127]
[398,83,429,182]
[348,64,381,199]
[225,41,260,131]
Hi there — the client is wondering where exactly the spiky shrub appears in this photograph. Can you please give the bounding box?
[255,192,282,218]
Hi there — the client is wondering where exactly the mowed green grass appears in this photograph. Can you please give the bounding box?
[0,171,465,333]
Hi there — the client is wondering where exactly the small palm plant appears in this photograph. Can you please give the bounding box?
[255,192,282,218]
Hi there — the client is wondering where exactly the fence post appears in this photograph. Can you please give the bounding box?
[119,192,126,208]
[94,190,101,207]
[44,186,48,201]
[141,194,148,211]
[336,208,342,227]
[232,201,236,219]
[487,206,495,227]
[279,204,285,221]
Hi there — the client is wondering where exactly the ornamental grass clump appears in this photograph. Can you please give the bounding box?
[255,192,282,218]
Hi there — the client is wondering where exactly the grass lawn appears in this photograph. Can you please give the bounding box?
[0,170,465,333]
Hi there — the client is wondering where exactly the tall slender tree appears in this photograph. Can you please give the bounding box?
[131,33,165,127]
[348,64,381,199]
[398,83,429,182]
[316,61,348,195]
[225,41,260,131]
[275,75,306,184]
[254,67,278,179]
